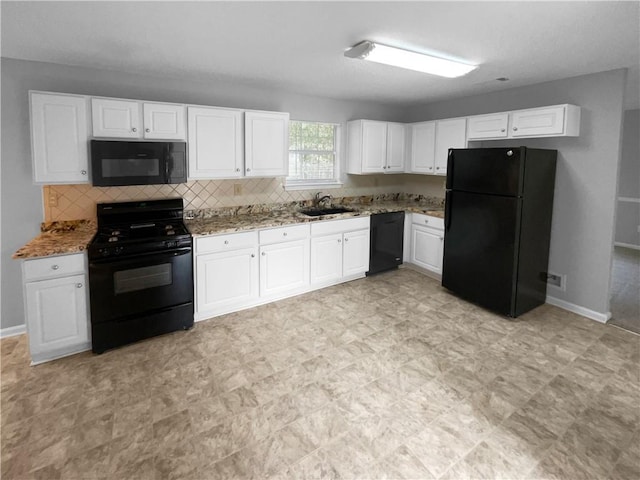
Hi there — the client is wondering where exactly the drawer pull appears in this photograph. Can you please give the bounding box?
[224,240,229,244]
[76,283,83,288]
[513,127,518,131]
[262,252,266,256]
[425,219,429,224]
[132,127,137,132]
[338,239,341,243]
[81,170,87,175]
[51,265,59,270]
[344,238,349,242]
[145,128,150,133]
[283,232,287,236]
[251,254,255,258]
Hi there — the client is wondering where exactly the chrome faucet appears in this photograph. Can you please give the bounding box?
[314,192,332,208]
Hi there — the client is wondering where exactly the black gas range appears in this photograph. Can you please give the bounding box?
[88,198,194,353]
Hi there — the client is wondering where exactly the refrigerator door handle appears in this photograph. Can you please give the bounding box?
[445,191,452,232]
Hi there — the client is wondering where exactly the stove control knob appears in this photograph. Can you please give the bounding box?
[166,241,177,248]
[114,247,124,255]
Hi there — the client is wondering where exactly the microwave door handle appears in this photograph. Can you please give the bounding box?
[164,145,171,182]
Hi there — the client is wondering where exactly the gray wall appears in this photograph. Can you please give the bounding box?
[406,69,627,317]
[1,57,408,330]
[615,109,640,247]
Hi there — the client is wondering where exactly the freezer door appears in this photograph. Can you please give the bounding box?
[446,148,525,196]
[442,190,520,316]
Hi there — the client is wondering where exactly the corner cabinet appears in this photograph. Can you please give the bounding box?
[22,253,91,364]
[30,92,90,184]
[347,120,406,174]
[244,111,290,177]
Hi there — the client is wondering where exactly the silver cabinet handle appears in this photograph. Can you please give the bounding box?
[440,237,444,241]
[513,127,518,131]
[145,128,150,133]
[425,219,429,224]
[51,265,59,270]
[436,167,440,170]
[507,150,514,157]
[76,283,83,288]
[236,168,241,172]
[283,232,287,236]
[501,129,506,132]
[246,168,251,172]
[81,170,87,175]
[132,127,137,132]
[224,240,229,244]
[251,254,255,258]
[428,167,433,170]
[344,238,349,242]
[261,252,266,256]
[338,239,341,243]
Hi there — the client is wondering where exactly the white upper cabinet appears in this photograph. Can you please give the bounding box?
[244,111,290,177]
[92,98,186,140]
[188,106,243,179]
[467,113,509,140]
[407,121,436,174]
[143,103,186,140]
[466,104,580,141]
[385,122,406,172]
[347,120,406,174]
[30,92,90,184]
[434,118,467,176]
[92,98,140,138]
[510,105,580,137]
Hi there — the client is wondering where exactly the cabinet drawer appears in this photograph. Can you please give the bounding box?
[259,224,309,244]
[23,253,86,282]
[412,213,444,230]
[311,216,370,237]
[196,231,258,254]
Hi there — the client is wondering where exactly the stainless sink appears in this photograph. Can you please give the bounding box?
[299,207,356,217]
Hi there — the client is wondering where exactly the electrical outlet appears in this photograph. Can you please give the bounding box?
[546,272,566,291]
[48,193,58,207]
[233,184,242,196]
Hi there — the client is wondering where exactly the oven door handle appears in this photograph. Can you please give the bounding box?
[89,247,192,266]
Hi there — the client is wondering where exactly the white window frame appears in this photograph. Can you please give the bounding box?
[285,120,343,191]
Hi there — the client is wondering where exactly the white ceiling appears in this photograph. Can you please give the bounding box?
[2,1,639,108]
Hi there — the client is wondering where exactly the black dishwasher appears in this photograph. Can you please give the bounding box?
[367,212,405,275]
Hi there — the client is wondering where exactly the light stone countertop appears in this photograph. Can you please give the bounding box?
[13,198,445,258]
[186,201,444,237]
[12,220,97,260]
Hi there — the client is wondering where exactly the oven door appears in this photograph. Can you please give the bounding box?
[89,248,193,324]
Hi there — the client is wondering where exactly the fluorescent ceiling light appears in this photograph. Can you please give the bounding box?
[344,41,477,78]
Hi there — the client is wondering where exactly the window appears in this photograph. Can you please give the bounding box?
[286,121,341,189]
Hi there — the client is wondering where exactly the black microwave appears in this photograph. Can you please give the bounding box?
[90,140,187,186]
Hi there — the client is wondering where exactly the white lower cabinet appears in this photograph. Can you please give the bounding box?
[196,247,258,313]
[408,214,445,276]
[310,217,370,286]
[260,239,310,297]
[22,253,91,364]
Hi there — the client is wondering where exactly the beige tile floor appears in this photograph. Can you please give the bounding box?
[1,268,639,480]
[609,246,640,335]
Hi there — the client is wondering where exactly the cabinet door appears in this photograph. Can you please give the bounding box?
[361,121,387,173]
[143,103,186,140]
[467,113,509,140]
[410,225,444,274]
[196,247,258,313]
[30,93,90,184]
[260,239,309,297]
[245,111,289,177]
[511,106,565,137]
[434,118,467,175]
[385,123,406,173]
[310,234,343,284]
[92,98,141,138]
[188,107,243,179]
[25,274,89,356]
[409,122,436,174]
[343,229,370,276]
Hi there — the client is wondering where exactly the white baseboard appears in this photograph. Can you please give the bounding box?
[545,295,611,323]
[0,324,26,339]
[614,242,640,251]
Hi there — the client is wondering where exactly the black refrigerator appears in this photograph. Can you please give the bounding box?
[442,147,557,317]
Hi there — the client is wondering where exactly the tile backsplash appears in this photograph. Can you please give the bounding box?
[44,174,443,221]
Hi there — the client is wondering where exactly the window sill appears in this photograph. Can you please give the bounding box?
[284,181,343,192]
